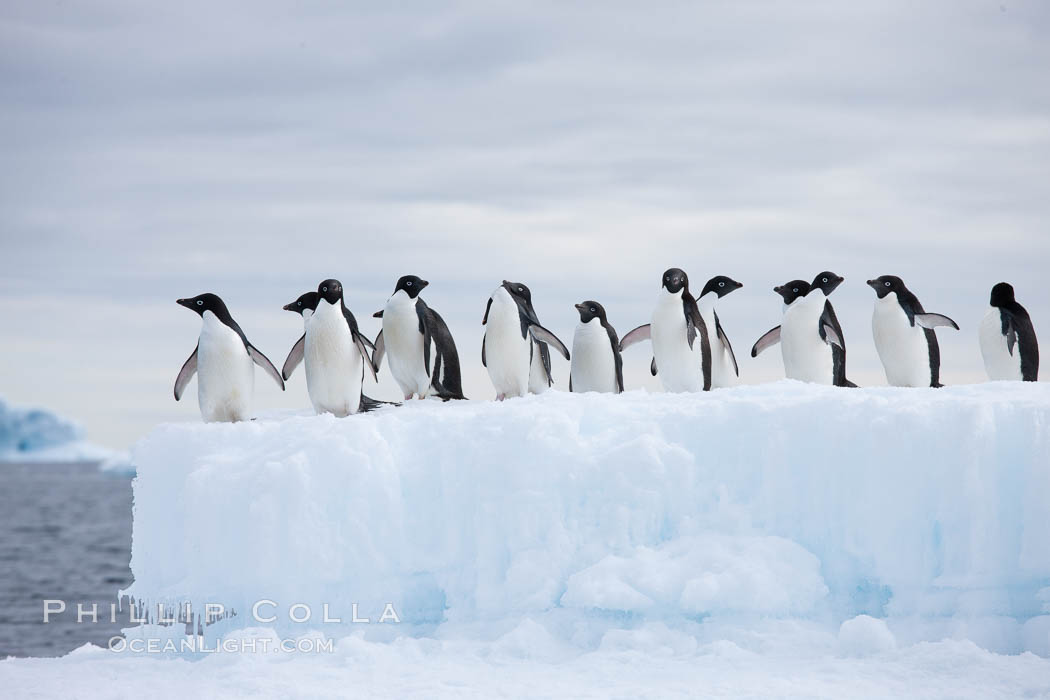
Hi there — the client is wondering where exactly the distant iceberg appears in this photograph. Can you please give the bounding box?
[0,396,131,470]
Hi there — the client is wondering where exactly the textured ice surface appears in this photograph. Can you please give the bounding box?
[123,382,1050,656]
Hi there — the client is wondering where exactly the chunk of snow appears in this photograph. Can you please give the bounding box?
[839,615,897,656]
[123,382,1050,655]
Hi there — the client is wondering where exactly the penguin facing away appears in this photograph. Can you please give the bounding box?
[482,280,570,400]
[174,293,284,422]
[979,282,1038,381]
[372,275,465,400]
[620,267,712,392]
[303,278,378,416]
[569,300,623,394]
[696,275,743,388]
[867,275,959,387]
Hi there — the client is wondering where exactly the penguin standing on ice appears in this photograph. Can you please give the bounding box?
[174,293,284,422]
[280,291,319,380]
[620,268,712,392]
[979,282,1038,381]
[482,281,569,400]
[303,279,378,416]
[498,281,559,394]
[569,301,623,394]
[372,275,465,400]
[867,275,959,387]
[809,271,856,387]
[696,275,742,388]
[751,277,849,385]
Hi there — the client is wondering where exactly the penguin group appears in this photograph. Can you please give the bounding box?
[174,272,1040,422]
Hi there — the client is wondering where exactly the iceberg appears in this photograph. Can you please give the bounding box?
[0,396,128,467]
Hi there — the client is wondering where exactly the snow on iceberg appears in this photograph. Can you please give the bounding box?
[0,396,127,466]
[124,382,1050,654]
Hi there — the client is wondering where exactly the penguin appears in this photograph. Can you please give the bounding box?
[620,268,712,392]
[751,279,848,385]
[569,301,623,394]
[482,280,570,400]
[696,275,743,388]
[809,271,856,387]
[866,275,959,387]
[979,282,1039,381]
[497,281,557,393]
[174,293,284,422]
[303,278,378,416]
[282,291,395,412]
[372,275,465,400]
[280,291,319,380]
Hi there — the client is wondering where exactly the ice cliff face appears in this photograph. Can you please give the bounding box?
[125,382,1050,654]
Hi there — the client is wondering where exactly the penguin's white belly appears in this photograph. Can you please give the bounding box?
[651,299,703,392]
[528,342,550,394]
[979,307,1022,381]
[872,297,931,387]
[780,303,833,385]
[485,292,531,398]
[571,321,617,393]
[383,300,431,398]
[305,305,362,416]
[196,315,254,422]
[699,307,736,388]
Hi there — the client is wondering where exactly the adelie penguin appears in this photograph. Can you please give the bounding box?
[282,291,394,413]
[569,301,623,394]
[751,272,854,387]
[174,293,284,422]
[372,275,465,400]
[979,282,1038,382]
[482,280,570,400]
[301,278,378,416]
[867,275,959,387]
[696,275,743,388]
[620,268,712,392]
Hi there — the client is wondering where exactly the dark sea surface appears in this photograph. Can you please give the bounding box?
[0,462,133,658]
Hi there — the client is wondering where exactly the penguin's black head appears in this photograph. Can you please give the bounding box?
[811,271,844,296]
[989,282,1015,307]
[502,280,533,305]
[574,300,607,324]
[177,293,227,317]
[773,280,810,305]
[283,291,319,315]
[317,279,343,305]
[699,275,742,299]
[395,275,429,299]
[866,275,904,299]
[661,268,689,295]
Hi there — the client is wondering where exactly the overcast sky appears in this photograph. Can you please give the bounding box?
[2,1,1048,448]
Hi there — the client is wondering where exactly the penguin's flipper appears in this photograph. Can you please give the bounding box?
[619,324,651,352]
[820,322,844,349]
[714,310,739,377]
[248,344,285,390]
[482,297,493,325]
[481,334,487,367]
[416,299,432,375]
[282,334,306,381]
[174,345,198,400]
[373,330,386,371]
[353,332,379,382]
[751,326,781,357]
[529,324,570,361]
[650,357,658,376]
[915,313,959,331]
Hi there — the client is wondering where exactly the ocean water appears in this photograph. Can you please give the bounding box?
[0,462,132,658]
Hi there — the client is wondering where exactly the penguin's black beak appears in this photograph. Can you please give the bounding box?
[866,279,877,288]
[372,311,383,318]
[773,285,783,294]
[282,302,296,312]
[418,280,430,290]
[574,303,586,311]
[176,298,192,309]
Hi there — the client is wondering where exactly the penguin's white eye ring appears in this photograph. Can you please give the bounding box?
[822,277,828,283]
[196,300,203,306]
[518,287,524,293]
[590,307,596,313]
[718,281,725,287]
[406,281,412,286]
[792,288,798,293]
[884,281,890,287]
[323,286,327,292]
